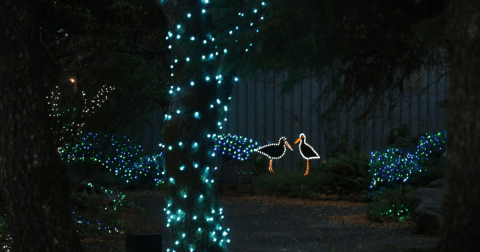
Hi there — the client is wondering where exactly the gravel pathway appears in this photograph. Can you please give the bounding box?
[81,190,439,252]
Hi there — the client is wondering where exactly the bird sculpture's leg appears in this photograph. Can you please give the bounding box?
[304,160,310,176]
[268,159,275,173]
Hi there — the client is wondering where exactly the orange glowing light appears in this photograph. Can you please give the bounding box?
[70,78,75,83]
[284,142,293,151]
[304,160,310,176]
[268,159,274,173]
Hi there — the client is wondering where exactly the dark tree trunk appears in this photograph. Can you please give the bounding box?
[438,0,480,250]
[0,1,84,251]
[160,1,234,251]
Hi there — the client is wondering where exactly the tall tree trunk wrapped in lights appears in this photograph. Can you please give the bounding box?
[161,1,234,251]
[438,0,480,250]
[0,1,84,251]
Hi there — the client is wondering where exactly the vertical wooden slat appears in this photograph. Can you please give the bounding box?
[213,65,449,169]
[426,66,430,132]
[273,72,276,142]
[381,93,385,148]
[290,79,295,170]
[282,73,286,169]
[254,76,257,140]
[417,72,421,137]
[236,81,240,135]
[300,79,303,134]
[245,75,249,137]
[264,73,267,145]
[409,75,413,143]
[310,77,313,150]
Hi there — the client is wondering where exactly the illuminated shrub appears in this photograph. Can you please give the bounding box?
[213,133,260,161]
[62,132,165,187]
[369,131,447,189]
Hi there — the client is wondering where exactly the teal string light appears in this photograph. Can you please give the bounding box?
[161,0,268,250]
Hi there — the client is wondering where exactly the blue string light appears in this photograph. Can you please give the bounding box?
[368,131,447,189]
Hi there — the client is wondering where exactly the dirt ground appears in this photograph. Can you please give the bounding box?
[80,190,438,252]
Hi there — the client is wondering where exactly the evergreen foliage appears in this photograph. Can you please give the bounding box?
[316,151,370,194]
[38,0,170,146]
[211,0,446,122]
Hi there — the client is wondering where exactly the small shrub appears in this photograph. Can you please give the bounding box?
[71,184,149,238]
[410,155,445,187]
[317,151,370,194]
[251,155,269,176]
[254,151,370,198]
[368,131,446,190]
[368,147,419,189]
[213,133,260,162]
[366,185,416,222]
[255,169,324,199]
[63,133,165,190]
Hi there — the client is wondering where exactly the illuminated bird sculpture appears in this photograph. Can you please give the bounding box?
[294,133,320,176]
[254,137,293,173]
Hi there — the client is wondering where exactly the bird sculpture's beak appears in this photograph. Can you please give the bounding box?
[285,141,293,151]
[294,138,301,144]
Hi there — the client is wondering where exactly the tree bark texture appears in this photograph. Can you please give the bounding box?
[438,0,480,250]
[0,1,84,251]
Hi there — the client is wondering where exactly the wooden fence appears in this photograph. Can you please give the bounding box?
[142,67,448,171]
[219,67,449,170]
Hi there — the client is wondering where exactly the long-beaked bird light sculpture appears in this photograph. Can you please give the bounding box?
[294,133,320,176]
[255,137,293,173]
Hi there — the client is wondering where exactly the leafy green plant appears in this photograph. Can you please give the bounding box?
[317,151,370,194]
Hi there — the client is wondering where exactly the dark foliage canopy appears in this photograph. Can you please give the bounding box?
[212,0,446,122]
[37,0,170,146]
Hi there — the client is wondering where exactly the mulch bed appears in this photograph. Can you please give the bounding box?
[79,190,438,252]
